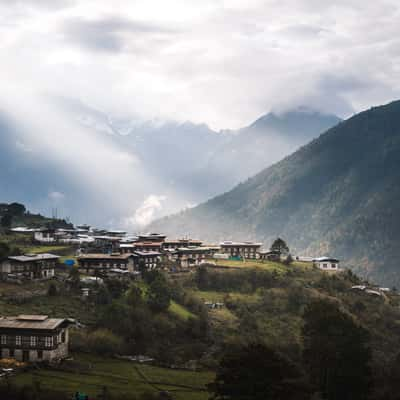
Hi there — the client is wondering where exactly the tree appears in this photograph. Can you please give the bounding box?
[126,284,143,307]
[7,202,26,217]
[302,299,371,400]
[195,265,209,290]
[270,238,289,256]
[69,266,80,290]
[0,214,13,230]
[283,254,294,265]
[138,259,147,276]
[210,343,310,400]
[147,276,171,312]
[0,242,10,258]
[47,282,58,297]
[95,285,112,305]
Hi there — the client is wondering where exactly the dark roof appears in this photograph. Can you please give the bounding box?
[78,253,135,261]
[313,257,339,262]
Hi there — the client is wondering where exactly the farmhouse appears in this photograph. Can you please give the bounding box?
[133,241,163,253]
[0,315,74,363]
[77,253,136,275]
[118,243,136,254]
[0,253,59,281]
[92,236,121,253]
[134,251,161,269]
[258,250,281,261]
[313,257,340,271]
[34,228,56,243]
[137,233,166,242]
[162,238,203,251]
[220,241,262,259]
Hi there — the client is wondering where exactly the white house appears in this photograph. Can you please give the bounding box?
[34,229,56,243]
[313,257,340,271]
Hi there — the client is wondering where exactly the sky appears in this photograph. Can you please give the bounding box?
[1,0,400,129]
[1,0,400,229]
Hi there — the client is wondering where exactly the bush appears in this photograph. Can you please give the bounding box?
[70,328,123,355]
[47,282,58,297]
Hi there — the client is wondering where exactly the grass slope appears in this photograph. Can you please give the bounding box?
[11,353,213,400]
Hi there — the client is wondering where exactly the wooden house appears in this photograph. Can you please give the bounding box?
[220,241,262,259]
[0,315,74,363]
[0,253,59,281]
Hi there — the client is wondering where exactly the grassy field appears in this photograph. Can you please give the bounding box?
[212,258,313,273]
[22,244,76,255]
[0,280,97,325]
[169,301,196,320]
[10,353,214,400]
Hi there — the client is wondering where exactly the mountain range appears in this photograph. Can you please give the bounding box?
[0,99,340,228]
[148,100,400,286]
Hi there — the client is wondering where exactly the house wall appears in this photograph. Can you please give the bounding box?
[316,261,339,271]
[221,246,259,259]
[0,328,70,363]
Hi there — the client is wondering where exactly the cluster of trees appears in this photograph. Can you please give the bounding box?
[71,271,210,364]
[210,299,372,400]
[195,265,282,293]
[0,202,26,230]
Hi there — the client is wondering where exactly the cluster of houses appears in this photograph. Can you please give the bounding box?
[0,227,343,365]
[1,225,342,282]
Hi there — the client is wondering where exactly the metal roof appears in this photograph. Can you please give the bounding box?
[8,253,60,263]
[220,241,262,247]
[0,315,70,330]
[134,251,161,257]
[78,253,135,261]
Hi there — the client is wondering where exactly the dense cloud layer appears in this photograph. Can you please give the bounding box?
[1,0,400,128]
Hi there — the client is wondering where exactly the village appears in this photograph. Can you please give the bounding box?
[0,223,347,366]
[0,221,396,400]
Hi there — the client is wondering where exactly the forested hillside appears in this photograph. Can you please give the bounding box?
[149,100,400,286]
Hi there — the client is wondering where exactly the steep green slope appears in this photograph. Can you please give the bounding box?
[149,100,400,286]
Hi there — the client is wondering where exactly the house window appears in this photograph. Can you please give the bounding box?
[30,336,37,347]
[9,349,14,357]
[45,337,53,348]
[323,263,328,268]
[37,350,43,359]
[1,335,6,345]
[16,336,21,346]
[332,263,337,269]
[61,331,66,343]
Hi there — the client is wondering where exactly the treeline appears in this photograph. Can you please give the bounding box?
[0,201,72,230]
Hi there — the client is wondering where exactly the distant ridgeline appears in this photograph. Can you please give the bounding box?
[0,202,72,230]
[148,100,400,287]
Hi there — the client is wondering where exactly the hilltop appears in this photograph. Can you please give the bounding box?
[148,100,400,286]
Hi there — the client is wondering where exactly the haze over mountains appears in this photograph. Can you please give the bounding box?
[148,100,400,286]
[0,99,339,228]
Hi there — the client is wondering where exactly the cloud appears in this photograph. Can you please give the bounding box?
[48,191,65,201]
[131,195,167,227]
[1,0,400,129]
[15,140,33,153]
[62,16,176,53]
[0,0,73,7]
